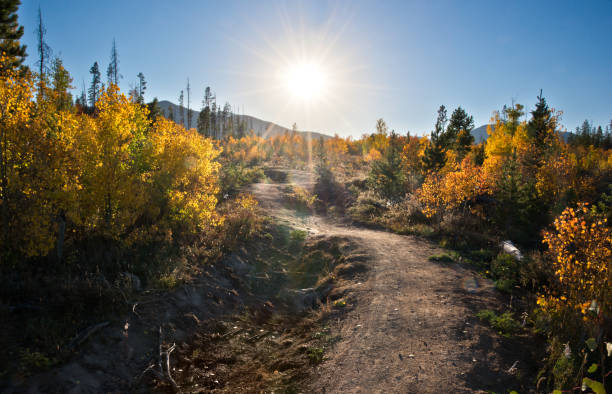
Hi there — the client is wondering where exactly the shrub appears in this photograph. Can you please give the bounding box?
[366,132,406,201]
[491,253,520,284]
[348,191,388,223]
[537,203,611,327]
[218,194,263,251]
[219,162,264,196]
[476,309,520,336]
[281,185,316,212]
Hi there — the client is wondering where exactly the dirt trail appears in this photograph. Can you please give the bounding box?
[253,169,536,393]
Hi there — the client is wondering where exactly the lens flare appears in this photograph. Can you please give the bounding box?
[283,62,328,101]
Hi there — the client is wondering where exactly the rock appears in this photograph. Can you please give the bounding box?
[500,240,523,261]
[278,287,319,312]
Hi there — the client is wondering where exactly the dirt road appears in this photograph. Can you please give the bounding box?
[253,169,536,393]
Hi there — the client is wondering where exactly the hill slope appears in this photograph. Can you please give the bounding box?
[157,100,331,140]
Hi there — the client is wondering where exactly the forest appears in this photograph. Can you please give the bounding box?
[0,1,611,393]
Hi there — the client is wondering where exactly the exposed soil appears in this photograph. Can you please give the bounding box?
[5,168,539,393]
[254,169,539,393]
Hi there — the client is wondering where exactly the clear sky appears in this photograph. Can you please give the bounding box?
[18,0,612,137]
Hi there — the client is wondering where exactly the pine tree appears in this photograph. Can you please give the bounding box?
[75,80,87,112]
[50,57,72,110]
[0,0,26,75]
[106,39,120,85]
[147,97,161,120]
[422,105,448,172]
[527,90,555,150]
[211,100,217,138]
[88,61,101,110]
[503,103,524,134]
[197,86,213,136]
[223,102,232,136]
[367,131,406,201]
[186,78,192,129]
[178,90,185,127]
[447,106,475,160]
[136,72,146,104]
[35,6,51,96]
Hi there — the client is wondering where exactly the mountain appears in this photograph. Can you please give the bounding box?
[470,124,573,143]
[157,100,331,140]
[471,124,490,143]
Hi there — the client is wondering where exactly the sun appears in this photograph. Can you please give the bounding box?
[283,62,328,101]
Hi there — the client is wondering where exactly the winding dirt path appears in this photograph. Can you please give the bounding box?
[253,169,536,393]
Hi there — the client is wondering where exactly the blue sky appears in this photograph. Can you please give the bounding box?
[18,0,612,137]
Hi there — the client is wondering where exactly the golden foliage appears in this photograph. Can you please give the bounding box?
[538,203,611,321]
[0,65,222,259]
[417,158,487,219]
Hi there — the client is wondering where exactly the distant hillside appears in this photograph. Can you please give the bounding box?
[157,100,331,140]
[471,124,490,143]
[470,124,573,143]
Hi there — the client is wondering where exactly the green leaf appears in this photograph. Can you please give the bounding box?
[509,391,518,394]
[552,391,563,394]
[582,377,605,394]
[586,337,598,352]
[587,363,599,373]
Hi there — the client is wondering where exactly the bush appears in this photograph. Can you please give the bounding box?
[537,203,611,329]
[219,162,264,196]
[491,253,520,284]
[476,309,520,336]
[348,191,388,223]
[281,185,316,212]
[218,194,263,251]
[366,132,406,201]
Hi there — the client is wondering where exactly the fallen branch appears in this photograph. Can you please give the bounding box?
[219,327,243,339]
[135,325,179,392]
[67,321,110,350]
[165,343,178,391]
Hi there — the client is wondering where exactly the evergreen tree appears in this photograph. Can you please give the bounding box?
[186,78,192,129]
[197,86,213,136]
[447,106,474,159]
[50,56,72,111]
[527,90,555,150]
[136,72,146,104]
[504,103,524,134]
[167,106,174,121]
[75,80,87,112]
[223,102,232,136]
[236,117,246,138]
[106,38,120,85]
[197,106,211,136]
[0,0,26,75]
[35,6,51,96]
[147,98,161,120]
[367,131,406,201]
[211,100,217,138]
[422,105,448,172]
[178,90,185,127]
[88,61,101,110]
[594,125,603,148]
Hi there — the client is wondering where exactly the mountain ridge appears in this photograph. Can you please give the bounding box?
[157,100,332,140]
